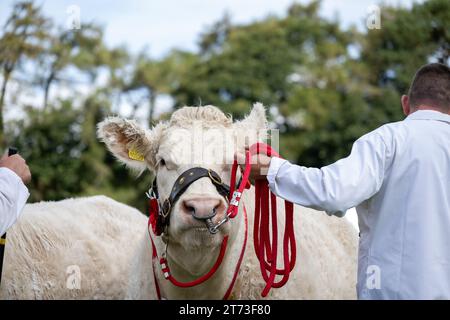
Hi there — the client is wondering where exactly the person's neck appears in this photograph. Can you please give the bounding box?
[411,105,449,115]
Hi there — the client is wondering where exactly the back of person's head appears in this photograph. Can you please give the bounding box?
[408,63,450,112]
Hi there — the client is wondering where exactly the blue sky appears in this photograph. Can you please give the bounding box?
[1,0,422,58]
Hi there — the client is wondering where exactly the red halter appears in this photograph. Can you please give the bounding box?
[149,207,247,300]
[148,142,296,299]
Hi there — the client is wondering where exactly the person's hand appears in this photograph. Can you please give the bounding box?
[0,153,32,184]
[236,151,272,183]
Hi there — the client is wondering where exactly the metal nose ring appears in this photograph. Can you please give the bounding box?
[191,208,217,221]
[191,208,219,235]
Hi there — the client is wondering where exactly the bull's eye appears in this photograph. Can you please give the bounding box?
[157,156,177,171]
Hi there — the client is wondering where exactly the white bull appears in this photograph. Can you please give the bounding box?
[0,103,358,299]
[100,103,358,299]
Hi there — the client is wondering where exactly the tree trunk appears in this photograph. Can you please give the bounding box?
[0,70,11,148]
[43,71,55,110]
[148,91,156,127]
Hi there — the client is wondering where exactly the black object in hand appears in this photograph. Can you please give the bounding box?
[8,147,18,156]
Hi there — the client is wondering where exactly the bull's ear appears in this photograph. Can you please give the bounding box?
[97,117,165,172]
[233,102,268,148]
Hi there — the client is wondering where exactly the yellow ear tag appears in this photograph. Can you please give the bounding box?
[128,148,145,162]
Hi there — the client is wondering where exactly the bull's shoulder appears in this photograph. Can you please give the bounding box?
[22,195,145,219]
[10,195,147,244]
[294,206,358,253]
[2,196,147,299]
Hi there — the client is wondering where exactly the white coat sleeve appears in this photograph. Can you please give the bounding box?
[0,167,30,235]
[267,130,390,217]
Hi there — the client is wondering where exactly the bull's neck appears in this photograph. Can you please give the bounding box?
[155,211,246,299]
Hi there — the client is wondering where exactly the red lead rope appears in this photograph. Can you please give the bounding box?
[149,142,296,298]
[249,143,296,297]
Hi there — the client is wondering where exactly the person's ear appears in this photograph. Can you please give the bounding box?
[401,95,411,116]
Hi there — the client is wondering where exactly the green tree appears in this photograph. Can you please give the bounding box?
[0,0,49,146]
[2,0,448,213]
[172,1,370,165]
[36,23,108,109]
[172,12,298,117]
[172,0,448,168]
[7,101,84,201]
[363,0,450,93]
[123,51,179,126]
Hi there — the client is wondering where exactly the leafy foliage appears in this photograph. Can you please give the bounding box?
[0,0,448,212]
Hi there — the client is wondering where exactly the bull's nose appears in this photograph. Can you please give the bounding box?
[182,197,224,220]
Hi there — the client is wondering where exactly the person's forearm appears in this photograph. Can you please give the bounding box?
[0,168,30,235]
[267,158,352,216]
[266,131,388,216]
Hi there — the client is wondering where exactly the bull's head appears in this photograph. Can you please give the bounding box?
[97,104,267,263]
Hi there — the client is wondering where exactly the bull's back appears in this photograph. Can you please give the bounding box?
[0,195,147,299]
[240,188,358,299]
[290,206,358,299]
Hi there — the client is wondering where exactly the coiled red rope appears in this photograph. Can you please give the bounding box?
[248,143,296,297]
[149,142,296,298]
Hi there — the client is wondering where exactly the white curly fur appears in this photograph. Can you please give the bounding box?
[170,105,233,128]
[0,196,147,299]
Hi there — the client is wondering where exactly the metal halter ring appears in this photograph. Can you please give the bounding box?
[208,169,222,186]
[161,200,171,218]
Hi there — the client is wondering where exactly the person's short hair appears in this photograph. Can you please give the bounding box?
[408,63,450,111]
